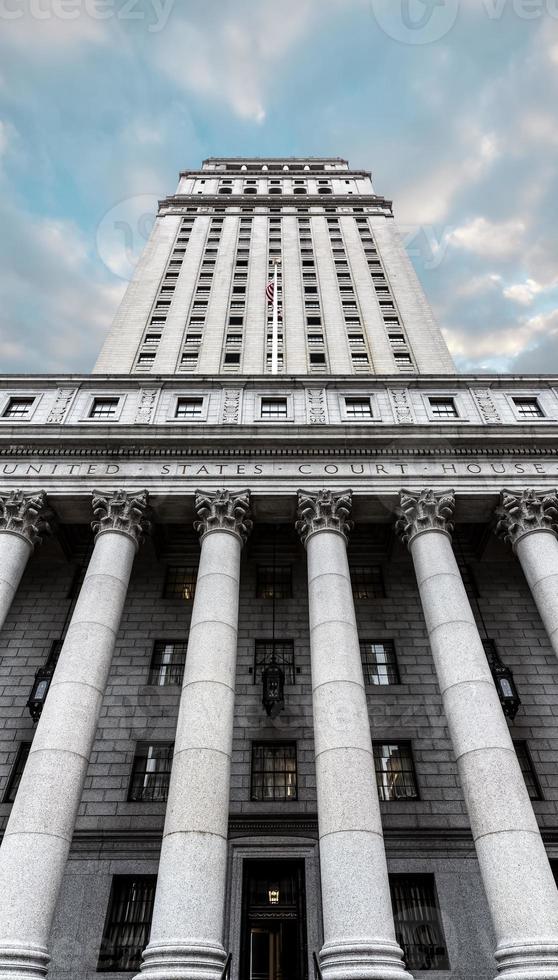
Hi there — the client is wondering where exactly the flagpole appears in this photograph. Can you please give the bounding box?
[271,260,279,375]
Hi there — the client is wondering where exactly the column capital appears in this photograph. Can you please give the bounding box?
[295,489,353,546]
[194,489,252,544]
[495,488,558,549]
[396,488,455,548]
[0,489,53,548]
[91,489,150,549]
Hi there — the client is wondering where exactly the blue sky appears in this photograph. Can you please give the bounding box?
[1,0,557,374]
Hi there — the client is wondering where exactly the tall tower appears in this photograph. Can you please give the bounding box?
[94,157,455,376]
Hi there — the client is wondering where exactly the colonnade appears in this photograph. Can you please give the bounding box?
[0,486,557,980]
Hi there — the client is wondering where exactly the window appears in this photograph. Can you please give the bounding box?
[97,875,156,972]
[251,742,297,801]
[345,397,373,419]
[428,397,458,419]
[373,742,418,801]
[164,565,197,600]
[2,397,34,419]
[513,396,544,419]
[3,742,31,803]
[254,640,295,684]
[350,565,385,600]
[514,740,543,800]
[389,874,449,971]
[360,640,400,685]
[148,640,187,686]
[224,351,241,365]
[89,397,119,420]
[260,397,288,420]
[137,353,155,368]
[256,565,292,599]
[175,397,204,419]
[128,742,174,802]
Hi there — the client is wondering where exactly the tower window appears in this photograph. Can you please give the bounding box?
[389,874,449,970]
[360,640,400,686]
[3,742,31,803]
[373,742,418,801]
[2,397,35,419]
[128,742,174,802]
[428,397,458,419]
[148,640,187,686]
[251,742,297,801]
[97,876,156,972]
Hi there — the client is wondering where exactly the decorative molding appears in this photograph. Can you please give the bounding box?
[295,489,353,545]
[495,488,558,548]
[221,389,242,424]
[396,489,455,547]
[305,388,327,425]
[388,388,414,424]
[46,388,76,424]
[135,389,159,424]
[91,489,150,548]
[473,388,501,424]
[194,489,252,543]
[0,489,53,547]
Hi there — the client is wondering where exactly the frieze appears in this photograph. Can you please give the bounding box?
[46,388,76,424]
[221,389,242,424]
[473,388,502,424]
[305,388,328,424]
[135,389,159,424]
[388,388,414,424]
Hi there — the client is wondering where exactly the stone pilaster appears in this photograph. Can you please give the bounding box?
[0,489,149,980]
[495,489,558,662]
[396,488,558,980]
[0,489,53,633]
[296,489,411,980]
[136,490,251,980]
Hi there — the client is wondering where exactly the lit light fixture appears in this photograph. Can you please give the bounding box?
[268,885,280,905]
[27,640,62,722]
[483,640,521,721]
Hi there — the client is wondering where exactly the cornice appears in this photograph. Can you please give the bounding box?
[158,193,393,213]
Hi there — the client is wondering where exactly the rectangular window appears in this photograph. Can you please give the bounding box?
[514,740,543,800]
[260,397,288,419]
[3,742,31,803]
[350,565,385,600]
[164,565,197,600]
[128,742,174,802]
[175,397,204,419]
[360,640,400,685]
[89,397,119,420]
[256,565,292,599]
[97,875,157,972]
[345,397,373,419]
[429,397,458,419]
[224,351,241,365]
[148,640,187,686]
[389,874,449,971]
[251,742,297,801]
[254,640,295,684]
[2,397,34,419]
[513,397,544,418]
[373,742,418,801]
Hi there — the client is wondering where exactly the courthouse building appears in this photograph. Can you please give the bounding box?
[1,156,558,980]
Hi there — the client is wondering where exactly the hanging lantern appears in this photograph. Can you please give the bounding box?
[262,657,285,718]
[27,662,55,722]
[483,640,521,721]
[268,884,280,905]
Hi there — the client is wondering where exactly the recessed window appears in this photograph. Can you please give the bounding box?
[97,876,156,972]
[309,351,326,366]
[148,640,187,686]
[2,397,34,419]
[350,565,385,600]
[514,740,543,800]
[389,874,449,971]
[345,397,373,419]
[373,742,418,801]
[128,741,174,802]
[224,351,241,365]
[254,640,295,684]
[175,397,204,419]
[89,397,119,420]
[260,397,288,420]
[251,742,297,801]
[256,565,292,599]
[164,565,197,600]
[428,396,458,419]
[3,742,31,803]
[137,352,155,368]
[360,640,400,685]
[512,396,544,419]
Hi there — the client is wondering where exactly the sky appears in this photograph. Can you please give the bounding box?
[0,0,558,375]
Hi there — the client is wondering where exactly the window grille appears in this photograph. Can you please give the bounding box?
[513,397,544,418]
[89,398,119,419]
[360,640,400,685]
[389,874,449,970]
[373,742,418,801]
[350,565,385,600]
[128,742,174,802]
[148,641,187,686]
[163,565,197,600]
[2,397,34,419]
[256,565,292,599]
[97,875,156,972]
[251,742,297,801]
[429,397,458,418]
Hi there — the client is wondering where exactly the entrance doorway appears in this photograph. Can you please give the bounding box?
[240,859,308,980]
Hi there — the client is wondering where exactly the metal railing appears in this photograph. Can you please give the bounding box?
[221,951,232,980]
[312,951,323,980]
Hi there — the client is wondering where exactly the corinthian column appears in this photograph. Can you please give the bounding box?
[0,489,150,980]
[0,490,53,631]
[296,489,412,980]
[137,489,252,980]
[397,489,558,980]
[495,489,558,662]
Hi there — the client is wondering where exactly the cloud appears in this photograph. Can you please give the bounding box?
[503,278,545,306]
[445,216,526,260]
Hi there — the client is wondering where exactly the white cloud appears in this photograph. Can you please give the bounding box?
[503,278,545,306]
[445,216,526,260]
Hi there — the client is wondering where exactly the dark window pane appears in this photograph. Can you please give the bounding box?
[89,398,119,419]
[97,875,156,972]
[3,742,31,803]
[128,742,174,802]
[390,874,449,971]
[148,641,187,686]
[360,640,400,685]
[256,565,292,599]
[513,397,543,418]
[251,743,297,801]
[429,397,457,418]
[254,640,295,684]
[164,565,197,600]
[350,565,385,600]
[373,742,418,801]
[3,398,34,419]
[514,740,543,800]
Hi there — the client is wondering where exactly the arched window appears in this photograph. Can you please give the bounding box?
[269,187,282,195]
[318,187,332,195]
[293,187,307,195]
[243,187,257,194]
[219,187,232,195]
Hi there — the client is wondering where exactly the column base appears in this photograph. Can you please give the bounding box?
[319,940,413,980]
[133,940,227,980]
[495,941,558,979]
[0,942,49,980]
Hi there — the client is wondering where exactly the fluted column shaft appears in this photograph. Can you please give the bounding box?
[398,489,558,980]
[297,490,411,980]
[136,489,251,980]
[0,490,149,980]
[0,491,52,632]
